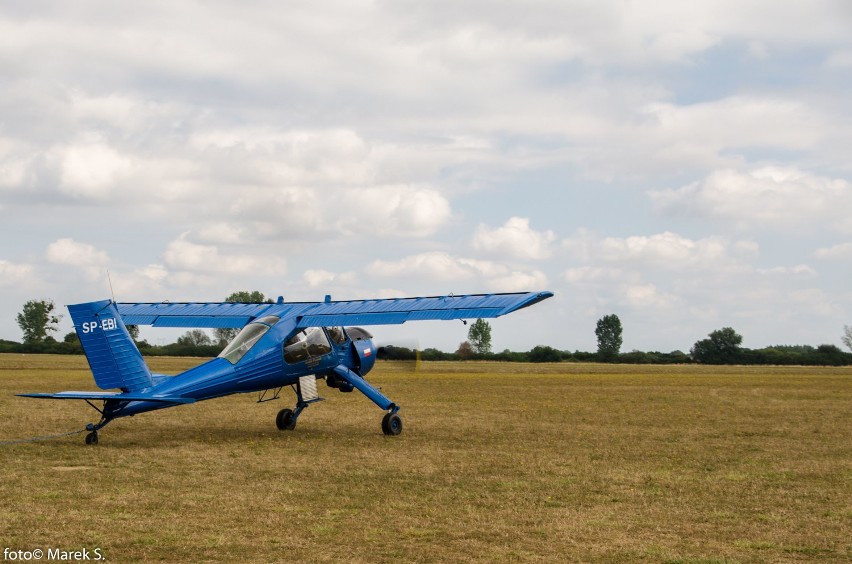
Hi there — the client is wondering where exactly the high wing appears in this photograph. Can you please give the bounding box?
[117,291,553,329]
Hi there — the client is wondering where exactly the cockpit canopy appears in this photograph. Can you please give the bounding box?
[218,320,374,366]
[218,315,280,364]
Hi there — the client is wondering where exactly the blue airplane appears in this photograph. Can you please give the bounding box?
[19,291,553,444]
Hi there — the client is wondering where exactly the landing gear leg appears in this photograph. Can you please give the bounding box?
[83,417,111,446]
[81,401,114,445]
[276,378,322,431]
[332,366,403,436]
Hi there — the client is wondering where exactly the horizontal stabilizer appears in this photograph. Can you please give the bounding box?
[18,392,196,404]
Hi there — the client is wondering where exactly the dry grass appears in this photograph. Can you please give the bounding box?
[0,354,850,562]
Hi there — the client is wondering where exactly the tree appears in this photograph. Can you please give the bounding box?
[690,327,743,364]
[467,318,492,355]
[126,324,140,341]
[595,314,623,361]
[843,325,852,352]
[177,330,212,347]
[16,299,61,344]
[214,290,271,345]
[528,345,563,363]
[455,341,474,360]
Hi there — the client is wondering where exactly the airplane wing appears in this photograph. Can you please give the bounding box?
[117,291,553,329]
[117,302,276,328]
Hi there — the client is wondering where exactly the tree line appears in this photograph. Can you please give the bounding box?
[8,298,852,365]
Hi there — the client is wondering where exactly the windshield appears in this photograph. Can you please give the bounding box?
[218,316,280,364]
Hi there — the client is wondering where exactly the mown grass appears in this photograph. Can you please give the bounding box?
[0,354,849,562]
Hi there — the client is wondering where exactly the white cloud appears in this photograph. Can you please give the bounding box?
[0,259,34,286]
[45,238,109,267]
[623,283,680,311]
[756,264,817,278]
[815,242,852,260]
[825,49,852,69]
[0,138,30,189]
[110,264,169,299]
[563,266,631,285]
[650,167,852,231]
[488,270,549,293]
[58,137,133,200]
[369,252,480,282]
[303,269,336,287]
[565,231,751,273]
[0,1,851,352]
[194,223,246,245]
[337,185,452,238]
[472,217,555,260]
[368,251,547,291]
[162,235,284,276]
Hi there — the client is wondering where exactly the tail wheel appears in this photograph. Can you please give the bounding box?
[84,431,99,445]
[276,408,297,431]
[381,413,403,436]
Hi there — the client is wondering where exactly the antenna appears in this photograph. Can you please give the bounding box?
[107,269,116,302]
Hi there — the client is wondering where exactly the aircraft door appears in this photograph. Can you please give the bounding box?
[283,327,337,370]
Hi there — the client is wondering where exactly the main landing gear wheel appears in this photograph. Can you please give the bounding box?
[276,408,297,431]
[381,413,403,436]
[84,431,98,445]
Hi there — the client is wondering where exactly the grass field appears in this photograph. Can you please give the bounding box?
[0,354,849,562]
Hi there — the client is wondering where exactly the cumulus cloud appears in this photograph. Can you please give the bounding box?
[0,259,34,286]
[57,137,133,201]
[650,167,852,231]
[563,266,632,285]
[565,231,752,272]
[756,264,817,278]
[368,251,548,291]
[163,234,285,276]
[303,269,358,288]
[336,185,452,238]
[815,242,852,260]
[1,2,851,351]
[472,217,555,260]
[488,269,549,293]
[195,223,246,245]
[111,264,169,299]
[623,283,680,311]
[45,238,109,267]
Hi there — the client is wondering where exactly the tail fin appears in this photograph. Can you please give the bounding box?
[68,300,153,392]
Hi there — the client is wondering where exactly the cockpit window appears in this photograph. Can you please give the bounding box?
[346,327,373,341]
[218,316,280,364]
[284,326,332,364]
[327,326,347,345]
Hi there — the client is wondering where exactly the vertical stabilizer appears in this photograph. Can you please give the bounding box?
[68,300,153,392]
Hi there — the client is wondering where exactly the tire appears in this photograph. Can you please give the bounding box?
[85,432,98,445]
[276,408,296,431]
[381,413,403,436]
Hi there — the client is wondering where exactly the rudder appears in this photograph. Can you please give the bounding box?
[69,300,153,392]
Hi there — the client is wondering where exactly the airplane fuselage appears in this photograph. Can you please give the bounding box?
[103,324,375,419]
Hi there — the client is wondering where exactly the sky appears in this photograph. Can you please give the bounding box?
[1,0,851,353]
